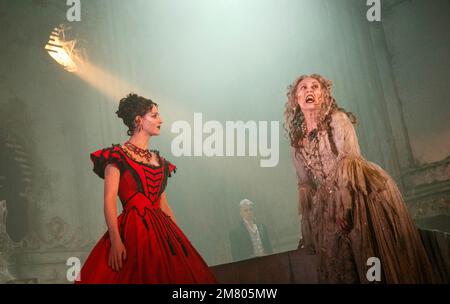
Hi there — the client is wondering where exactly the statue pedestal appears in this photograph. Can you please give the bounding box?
[10,249,90,284]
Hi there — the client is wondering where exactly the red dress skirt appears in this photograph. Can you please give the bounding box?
[76,145,217,284]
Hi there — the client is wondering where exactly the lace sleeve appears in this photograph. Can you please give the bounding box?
[291,146,315,251]
[166,160,177,177]
[330,111,361,157]
[291,146,310,187]
[158,158,177,195]
[90,146,124,179]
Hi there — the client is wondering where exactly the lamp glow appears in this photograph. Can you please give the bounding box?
[45,25,79,72]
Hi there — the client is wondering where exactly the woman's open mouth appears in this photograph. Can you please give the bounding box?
[305,94,315,103]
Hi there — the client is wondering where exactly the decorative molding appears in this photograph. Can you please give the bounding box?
[403,157,450,197]
[403,157,450,187]
[1,200,96,283]
[11,249,90,284]
[403,157,450,219]
[0,200,16,283]
[408,193,450,219]
[18,216,95,252]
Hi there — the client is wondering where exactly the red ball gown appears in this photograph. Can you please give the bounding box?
[76,144,217,284]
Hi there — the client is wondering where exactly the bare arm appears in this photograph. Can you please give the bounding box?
[104,164,126,271]
[104,164,121,243]
[160,191,177,224]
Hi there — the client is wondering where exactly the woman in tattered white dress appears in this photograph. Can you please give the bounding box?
[285,74,436,283]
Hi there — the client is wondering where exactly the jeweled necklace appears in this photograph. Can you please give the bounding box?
[124,141,152,162]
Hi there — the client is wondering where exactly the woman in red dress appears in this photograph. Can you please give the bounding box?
[76,93,217,284]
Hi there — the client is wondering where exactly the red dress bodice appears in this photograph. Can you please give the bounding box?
[90,144,176,209]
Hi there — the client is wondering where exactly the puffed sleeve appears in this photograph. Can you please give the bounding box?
[90,146,124,179]
[330,111,361,157]
[159,158,177,195]
[166,159,177,178]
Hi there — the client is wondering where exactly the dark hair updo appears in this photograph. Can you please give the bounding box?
[116,93,158,136]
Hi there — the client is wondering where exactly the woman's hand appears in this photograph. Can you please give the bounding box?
[104,164,125,272]
[108,239,127,272]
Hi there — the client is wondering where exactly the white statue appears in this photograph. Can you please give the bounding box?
[0,200,15,283]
